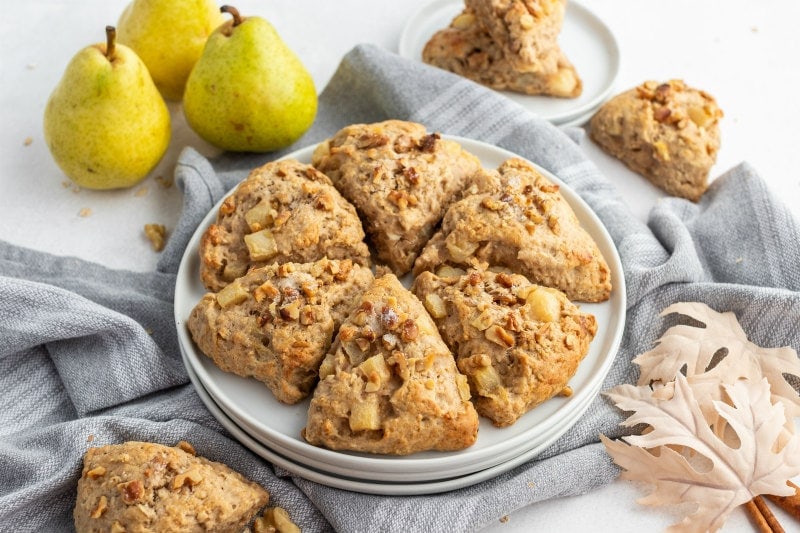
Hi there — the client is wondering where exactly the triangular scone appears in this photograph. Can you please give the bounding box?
[74,441,267,533]
[465,0,567,71]
[303,273,479,455]
[413,158,611,302]
[199,158,370,292]
[188,259,374,404]
[311,120,482,275]
[422,8,581,98]
[413,267,597,427]
[590,79,723,201]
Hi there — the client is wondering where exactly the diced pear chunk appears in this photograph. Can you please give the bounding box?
[222,262,248,282]
[349,400,381,431]
[318,355,335,380]
[359,354,391,384]
[216,281,249,308]
[435,265,466,278]
[524,287,562,322]
[445,237,478,263]
[244,199,274,232]
[423,293,447,319]
[244,229,278,261]
[472,365,501,395]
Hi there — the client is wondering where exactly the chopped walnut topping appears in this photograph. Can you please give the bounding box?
[313,192,334,211]
[403,166,420,186]
[86,466,107,479]
[119,480,144,504]
[90,495,108,519]
[356,132,389,149]
[300,306,316,325]
[494,272,514,288]
[653,106,672,123]
[485,325,515,348]
[400,319,418,342]
[418,132,440,152]
[480,197,505,211]
[172,468,203,490]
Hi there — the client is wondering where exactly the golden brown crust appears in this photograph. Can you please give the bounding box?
[589,79,723,201]
[188,259,374,404]
[73,441,268,533]
[413,267,596,427]
[413,159,612,302]
[311,120,482,275]
[303,274,479,455]
[465,0,567,71]
[199,158,370,292]
[422,8,581,97]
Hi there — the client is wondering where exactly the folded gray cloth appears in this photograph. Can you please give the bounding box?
[1,44,798,532]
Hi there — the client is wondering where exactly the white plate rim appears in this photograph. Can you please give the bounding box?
[184,355,604,495]
[174,135,626,475]
[397,0,621,124]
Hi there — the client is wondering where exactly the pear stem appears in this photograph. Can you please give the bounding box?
[220,5,243,27]
[105,26,116,61]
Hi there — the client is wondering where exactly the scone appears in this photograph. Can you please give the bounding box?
[74,441,268,533]
[413,267,596,427]
[303,273,479,455]
[311,120,482,275]
[422,8,582,97]
[589,79,723,201]
[188,258,374,404]
[199,158,370,292]
[464,0,567,71]
[413,158,612,302]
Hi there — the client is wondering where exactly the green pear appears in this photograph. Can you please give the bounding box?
[117,0,224,101]
[183,5,317,153]
[43,26,171,190]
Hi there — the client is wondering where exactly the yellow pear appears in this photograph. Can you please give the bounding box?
[43,27,171,190]
[117,0,224,101]
[183,5,317,152]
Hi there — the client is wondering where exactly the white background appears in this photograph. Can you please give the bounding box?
[1,1,799,531]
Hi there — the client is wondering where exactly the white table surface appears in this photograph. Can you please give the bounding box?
[2,1,799,531]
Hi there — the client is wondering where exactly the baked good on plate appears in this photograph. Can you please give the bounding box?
[188,258,374,404]
[589,79,723,201]
[464,0,566,71]
[311,120,482,275]
[303,273,479,455]
[413,158,612,302]
[199,158,370,292]
[413,266,596,427]
[422,8,581,97]
[74,441,267,533]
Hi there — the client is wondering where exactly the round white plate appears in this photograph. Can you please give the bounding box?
[397,0,620,124]
[184,355,603,494]
[207,369,601,483]
[174,136,626,481]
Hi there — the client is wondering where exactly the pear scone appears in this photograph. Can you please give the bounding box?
[74,441,268,533]
[311,120,482,275]
[413,267,596,427]
[422,9,581,97]
[589,79,723,201]
[199,158,370,292]
[464,0,567,71]
[188,258,374,404]
[413,159,612,302]
[303,273,479,455]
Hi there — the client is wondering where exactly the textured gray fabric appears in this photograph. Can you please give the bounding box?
[2,44,799,533]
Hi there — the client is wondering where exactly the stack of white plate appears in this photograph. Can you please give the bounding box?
[398,0,622,128]
[174,138,626,496]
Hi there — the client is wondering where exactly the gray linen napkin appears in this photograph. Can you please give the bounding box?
[2,44,799,533]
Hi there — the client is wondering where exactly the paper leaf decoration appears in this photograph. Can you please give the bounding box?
[632,302,800,425]
[602,375,800,532]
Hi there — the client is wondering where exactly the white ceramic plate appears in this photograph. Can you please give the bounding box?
[397,0,620,124]
[184,355,603,494]
[174,136,626,480]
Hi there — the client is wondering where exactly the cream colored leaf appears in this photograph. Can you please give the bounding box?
[602,375,800,533]
[633,302,800,426]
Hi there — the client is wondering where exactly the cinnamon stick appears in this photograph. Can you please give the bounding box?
[745,499,773,533]
[765,480,800,522]
[754,496,785,533]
